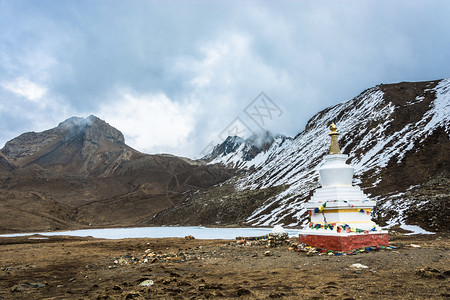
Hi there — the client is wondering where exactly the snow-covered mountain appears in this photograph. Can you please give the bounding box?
[206,79,449,232]
[203,132,290,169]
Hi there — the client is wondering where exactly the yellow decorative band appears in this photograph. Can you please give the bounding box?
[312,220,375,224]
[321,208,372,213]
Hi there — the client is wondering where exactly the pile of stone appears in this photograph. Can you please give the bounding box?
[234,232,290,248]
[112,247,226,266]
[267,232,290,247]
[416,267,450,279]
[113,250,199,265]
[289,242,396,256]
[234,235,269,247]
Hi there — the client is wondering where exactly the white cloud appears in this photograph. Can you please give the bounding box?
[179,31,292,92]
[0,80,71,147]
[98,90,198,156]
[174,31,293,140]
[1,77,47,102]
[1,1,450,156]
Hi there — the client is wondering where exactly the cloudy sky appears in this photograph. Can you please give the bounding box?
[1,0,449,158]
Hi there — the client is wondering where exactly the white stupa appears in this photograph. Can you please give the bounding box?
[299,123,388,251]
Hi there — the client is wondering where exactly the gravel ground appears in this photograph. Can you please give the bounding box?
[0,233,448,299]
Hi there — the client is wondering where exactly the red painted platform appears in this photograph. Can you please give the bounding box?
[299,233,389,251]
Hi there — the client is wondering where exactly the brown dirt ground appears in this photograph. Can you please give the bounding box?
[0,234,448,299]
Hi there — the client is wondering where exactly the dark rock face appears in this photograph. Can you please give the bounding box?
[206,136,245,161]
[2,130,62,161]
[204,131,287,168]
[0,153,13,175]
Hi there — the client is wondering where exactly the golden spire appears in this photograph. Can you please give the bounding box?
[329,122,341,154]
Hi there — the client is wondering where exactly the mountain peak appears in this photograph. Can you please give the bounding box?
[58,115,93,128]
[1,115,127,172]
[204,131,289,168]
[56,115,124,144]
[56,115,96,130]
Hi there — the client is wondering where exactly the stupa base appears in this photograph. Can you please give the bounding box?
[299,231,388,251]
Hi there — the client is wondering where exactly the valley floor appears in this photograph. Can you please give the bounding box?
[0,234,448,299]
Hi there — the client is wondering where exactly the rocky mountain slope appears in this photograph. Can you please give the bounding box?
[0,116,236,233]
[2,115,131,175]
[153,79,449,233]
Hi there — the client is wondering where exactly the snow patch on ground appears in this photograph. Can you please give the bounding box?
[400,224,435,235]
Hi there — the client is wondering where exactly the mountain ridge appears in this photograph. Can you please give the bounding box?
[0,78,448,234]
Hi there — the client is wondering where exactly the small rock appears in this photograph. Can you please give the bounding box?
[10,284,26,293]
[123,291,142,299]
[410,244,421,248]
[349,263,369,269]
[236,288,251,296]
[269,292,286,298]
[10,282,45,292]
[27,282,45,288]
[264,251,272,256]
[118,258,128,264]
[138,279,154,287]
[171,256,183,262]
[416,267,446,279]
[203,283,223,290]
